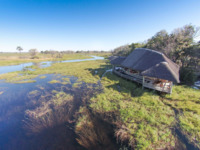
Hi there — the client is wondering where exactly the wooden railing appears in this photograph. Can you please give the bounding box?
[113,69,172,93]
[113,69,143,83]
[143,82,171,93]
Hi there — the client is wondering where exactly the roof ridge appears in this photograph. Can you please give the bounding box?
[135,48,164,55]
[160,62,180,82]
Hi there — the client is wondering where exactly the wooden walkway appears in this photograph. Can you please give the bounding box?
[113,69,171,93]
[113,69,143,84]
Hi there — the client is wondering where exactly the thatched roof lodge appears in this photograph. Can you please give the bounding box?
[109,48,180,93]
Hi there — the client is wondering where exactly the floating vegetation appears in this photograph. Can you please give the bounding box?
[0,72,38,83]
[36,85,45,90]
[14,80,36,84]
[23,81,96,136]
[48,80,61,84]
[39,75,46,79]
[62,77,70,81]
[24,90,74,134]
[72,82,82,88]
[29,90,40,95]
[52,91,73,106]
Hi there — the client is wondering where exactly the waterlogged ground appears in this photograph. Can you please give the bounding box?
[0,74,99,150]
[0,56,200,150]
[0,56,104,74]
[0,56,121,150]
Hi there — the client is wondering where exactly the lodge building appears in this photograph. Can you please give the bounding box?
[109,48,180,94]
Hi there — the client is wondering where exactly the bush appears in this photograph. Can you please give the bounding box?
[31,55,39,59]
[180,67,197,84]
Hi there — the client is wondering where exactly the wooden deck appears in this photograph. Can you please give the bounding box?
[113,69,143,84]
[113,69,172,93]
[143,82,171,93]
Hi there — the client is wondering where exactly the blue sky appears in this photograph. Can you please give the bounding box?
[0,0,200,52]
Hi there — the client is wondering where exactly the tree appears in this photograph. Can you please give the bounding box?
[128,42,145,55]
[112,44,132,56]
[29,49,39,59]
[145,25,197,63]
[112,43,145,56]
[145,30,169,55]
[16,46,23,54]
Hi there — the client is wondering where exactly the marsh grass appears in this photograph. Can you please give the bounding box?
[24,89,74,134]
[0,60,108,84]
[12,58,198,149]
[39,75,46,79]
[1,55,199,149]
[48,80,61,84]
[23,80,98,136]
[75,106,119,150]
[14,80,36,83]
[0,53,92,66]
[0,71,38,83]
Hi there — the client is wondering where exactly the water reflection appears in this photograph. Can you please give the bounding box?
[0,74,89,150]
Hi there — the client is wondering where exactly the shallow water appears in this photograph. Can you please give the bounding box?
[0,55,104,74]
[0,74,89,150]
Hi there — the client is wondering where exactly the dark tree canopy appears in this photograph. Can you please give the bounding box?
[112,24,200,83]
[145,25,196,61]
[112,43,145,56]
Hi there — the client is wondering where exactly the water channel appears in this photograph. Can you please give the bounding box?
[0,56,104,150]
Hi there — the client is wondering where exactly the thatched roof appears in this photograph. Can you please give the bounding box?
[109,56,126,66]
[110,48,180,83]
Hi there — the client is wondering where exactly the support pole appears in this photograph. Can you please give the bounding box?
[142,76,144,90]
[170,82,173,94]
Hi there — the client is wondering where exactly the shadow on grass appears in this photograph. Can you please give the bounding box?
[87,64,157,97]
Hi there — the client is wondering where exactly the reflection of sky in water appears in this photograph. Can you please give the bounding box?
[0,74,83,150]
[0,56,104,74]
[0,56,104,149]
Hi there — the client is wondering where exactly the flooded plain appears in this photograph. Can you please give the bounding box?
[0,74,103,150]
[0,56,104,74]
[0,56,105,150]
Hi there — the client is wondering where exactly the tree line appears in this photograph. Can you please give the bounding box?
[112,25,200,84]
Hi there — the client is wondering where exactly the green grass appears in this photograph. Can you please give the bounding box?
[13,80,36,83]
[0,53,92,66]
[39,75,46,79]
[90,73,176,149]
[48,80,61,84]
[162,85,200,148]
[29,90,40,95]
[0,55,199,149]
[0,59,109,83]
[52,91,73,106]
[0,72,38,83]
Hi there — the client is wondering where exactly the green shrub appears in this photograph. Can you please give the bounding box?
[180,67,197,84]
[31,55,40,59]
